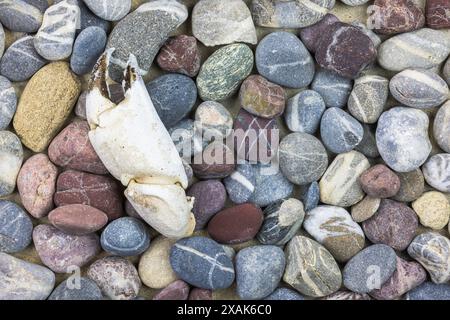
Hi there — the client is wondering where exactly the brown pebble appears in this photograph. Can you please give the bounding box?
[359,164,401,198]
[157,35,201,77]
[192,142,235,179]
[48,204,108,235]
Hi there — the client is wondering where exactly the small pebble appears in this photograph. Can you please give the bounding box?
[0,200,33,253]
[264,288,305,300]
[434,101,450,152]
[311,68,353,108]
[299,14,340,52]
[83,0,130,21]
[422,153,450,193]
[284,90,326,134]
[350,196,380,224]
[153,280,190,300]
[427,0,450,29]
[407,282,450,300]
[0,131,23,197]
[355,125,380,158]
[359,164,401,198]
[412,191,450,230]
[393,169,425,202]
[70,26,107,75]
[191,142,235,179]
[195,101,233,140]
[157,35,201,77]
[223,162,256,204]
[0,76,17,129]
[48,277,103,300]
[299,182,320,212]
[0,0,43,33]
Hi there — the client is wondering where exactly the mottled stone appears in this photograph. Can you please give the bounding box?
[427,0,450,29]
[0,200,32,253]
[0,76,16,129]
[264,288,305,300]
[48,277,103,300]
[224,162,256,204]
[153,280,190,300]
[359,164,401,198]
[189,288,212,300]
[311,68,353,108]
[195,101,233,140]
[0,131,23,197]
[434,101,450,153]
[422,153,450,193]
[299,182,320,212]
[192,142,235,179]
[284,90,326,134]
[83,0,130,21]
[393,169,425,202]
[299,14,339,52]
[0,0,43,33]
[407,282,450,300]
[157,35,200,77]
[323,291,371,300]
[351,196,380,223]
[412,191,450,230]
[71,26,107,75]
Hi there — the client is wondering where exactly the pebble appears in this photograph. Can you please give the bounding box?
[407,282,450,300]
[0,131,23,197]
[362,199,418,251]
[351,196,380,223]
[304,206,365,262]
[412,191,450,230]
[390,68,449,109]
[279,133,328,185]
[223,162,256,204]
[0,200,32,253]
[236,245,285,300]
[187,180,226,230]
[264,288,305,300]
[284,90,326,134]
[393,169,425,202]
[189,288,212,300]
[34,0,80,61]
[311,68,353,108]
[78,0,110,33]
[170,236,235,290]
[101,217,150,257]
[191,142,236,179]
[48,277,103,300]
[197,43,253,101]
[408,232,450,284]
[33,224,100,273]
[195,101,233,140]
[283,235,342,298]
[434,101,450,152]
[54,170,124,221]
[352,21,382,48]
[319,151,370,207]
[0,0,43,33]
[87,256,141,300]
[299,14,340,53]
[251,0,335,28]
[359,164,401,198]
[422,153,450,193]
[342,0,370,5]
[299,182,320,212]
[153,280,190,300]
[208,203,263,244]
[323,291,371,300]
[376,107,431,173]
[320,108,364,154]
[377,28,450,72]
[75,91,87,118]
[256,32,315,88]
[257,198,305,246]
[83,0,130,21]
[343,244,397,294]
[157,35,200,77]
[146,73,198,128]
[70,26,107,75]
[169,119,206,158]
[48,204,108,236]
[355,125,380,158]
[0,76,16,129]
[0,36,48,82]
[348,75,389,124]
[0,252,55,300]
[315,22,376,79]
[0,23,3,59]
[48,120,108,175]
[192,0,257,47]
[13,62,81,152]
[427,0,450,29]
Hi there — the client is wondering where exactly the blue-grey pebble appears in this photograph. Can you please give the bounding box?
[24,0,48,12]
[70,26,107,75]
[343,244,397,294]
[355,124,380,158]
[284,90,326,134]
[320,108,364,154]
[300,181,320,212]
[48,277,103,300]
[0,0,43,33]
[406,282,450,300]
[264,288,305,300]
[223,162,256,204]
[256,31,315,88]
[169,119,206,159]
[146,74,198,128]
[0,200,32,253]
[0,36,47,82]
[311,68,353,108]
[0,76,17,129]
[236,245,286,300]
[100,217,150,257]
[78,0,111,32]
[170,236,235,290]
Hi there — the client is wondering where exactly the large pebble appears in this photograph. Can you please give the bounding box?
[0,0,43,33]
[0,200,32,253]
[311,68,352,108]
[427,0,450,29]
[422,153,450,193]
[412,191,450,230]
[359,164,401,198]
[0,76,16,129]
[434,101,450,152]
[299,14,340,53]
[191,142,235,179]
[284,90,326,134]
[70,26,107,75]
[157,35,200,77]
[153,280,190,300]
[83,0,130,21]
[48,277,103,300]
[223,162,256,204]
[195,101,233,140]
[0,131,23,197]
[407,282,450,300]
[393,169,425,202]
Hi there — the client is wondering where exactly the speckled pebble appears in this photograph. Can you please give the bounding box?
[299,14,340,53]
[83,0,130,21]
[427,0,450,29]
[157,35,201,77]
[224,162,256,204]
[359,164,401,198]
[299,181,320,212]
[434,101,450,153]
[323,291,371,300]
[0,200,32,253]
[311,68,353,108]
[70,26,107,75]
[0,76,16,129]
[78,0,110,33]
[412,191,450,230]
[48,277,103,300]
[284,90,326,134]
[407,282,450,300]
[191,142,235,179]
[153,280,190,300]
[422,153,450,193]
[189,288,212,300]
[264,288,305,300]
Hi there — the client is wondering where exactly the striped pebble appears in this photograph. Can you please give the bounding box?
[223,162,256,204]
[390,69,449,109]
[434,101,450,152]
[83,0,131,21]
[422,153,450,193]
[284,90,326,134]
[311,68,353,108]
[0,0,43,33]
[0,76,17,130]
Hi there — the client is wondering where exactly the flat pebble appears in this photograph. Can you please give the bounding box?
[299,14,340,53]
[264,288,305,300]
[393,169,425,202]
[355,125,380,158]
[70,26,107,75]
[311,68,353,108]
[0,0,43,33]
[0,200,32,253]
[83,0,130,21]
[427,0,450,29]
[351,196,380,223]
[0,76,16,129]
[48,277,103,300]
[153,280,190,300]
[359,164,401,198]
[157,35,200,77]
[195,101,233,140]
[191,142,235,179]
[422,153,450,193]
[284,90,326,134]
[0,131,23,197]
[223,162,256,204]
[412,191,450,230]
[407,282,450,300]
[434,101,450,152]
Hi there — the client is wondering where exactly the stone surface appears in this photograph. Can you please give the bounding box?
[0,76,16,129]
[300,182,320,212]
[157,35,201,77]
[169,119,206,158]
[75,91,87,119]
[422,153,450,193]
[323,291,371,300]
[311,68,353,108]
[0,0,43,33]
[256,31,315,88]
[195,101,233,140]
[0,23,3,59]
[189,288,212,300]
[284,90,326,134]
[70,26,107,75]
[355,124,380,158]
[427,0,450,29]
[299,13,339,53]
[48,277,103,300]
[192,142,235,179]
[412,191,450,230]
[341,0,370,5]
[83,0,130,21]
[434,101,450,153]
[264,288,305,300]
[223,162,256,204]
[352,21,382,48]
[78,0,110,33]
[0,131,23,197]
[393,169,425,202]
[359,164,401,198]
[351,196,380,223]
[153,280,190,300]
[407,282,450,300]
[0,200,32,253]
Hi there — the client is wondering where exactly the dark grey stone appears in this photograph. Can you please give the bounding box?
[355,124,380,158]
[70,26,107,75]
[300,181,320,212]
[0,0,43,33]
[0,200,32,253]
[311,68,352,108]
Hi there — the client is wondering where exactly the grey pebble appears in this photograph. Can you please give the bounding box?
[0,0,43,33]
[393,169,425,203]
[351,21,381,48]
[78,0,111,33]
[406,282,450,300]
[355,124,380,158]
[264,288,305,300]
[0,200,32,253]
[75,91,87,119]
[311,68,353,108]
[83,0,131,21]
[341,0,370,5]
[24,0,48,12]
[284,90,326,134]
[224,162,256,204]
[70,26,107,75]
[48,277,103,300]
[434,101,450,153]
[0,76,17,129]
[299,181,320,212]
[0,131,23,197]
[422,153,450,193]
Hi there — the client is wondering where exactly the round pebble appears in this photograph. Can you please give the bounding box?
[195,101,233,140]
[157,35,201,77]
[393,169,425,202]
[359,164,401,198]
[48,277,103,300]
[223,162,256,204]
[407,282,450,300]
[434,101,450,153]
[0,76,16,129]
[0,200,32,253]
[0,0,43,33]
[311,68,353,108]
[0,131,23,197]
[422,153,450,193]
[412,191,450,230]
[284,90,326,134]
[70,26,107,75]
[351,196,381,223]
[153,280,190,300]
[299,13,340,53]
[83,0,130,21]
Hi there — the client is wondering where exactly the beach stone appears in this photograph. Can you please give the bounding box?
[407,282,450,300]
[87,256,141,300]
[412,191,450,230]
[146,74,197,128]
[0,0,43,33]
[283,235,342,298]
[256,32,314,89]
[252,0,335,28]
[48,120,108,175]
[75,91,87,119]
[189,288,212,300]
[362,199,418,251]
[13,62,81,152]
[284,90,326,134]
[434,101,450,153]
[48,277,103,300]
[236,245,285,300]
[299,14,339,53]
[170,236,235,290]
[304,206,365,262]
[195,101,233,140]
[0,131,22,197]
[33,224,100,273]
[70,26,107,75]
[157,35,200,77]
[393,169,425,202]
[343,244,397,293]
[187,180,226,230]
[323,291,371,300]
[320,108,364,154]
[197,43,253,101]
[427,0,450,29]
[83,0,130,21]
[224,162,256,204]
[0,36,47,82]
[0,200,32,253]
[359,164,401,198]
[376,107,431,173]
[78,0,110,33]
[378,28,450,72]
[355,124,380,158]
[258,198,305,246]
[0,76,16,129]
[153,280,190,300]
[0,252,55,300]
[279,133,328,185]
[208,203,263,244]
[264,288,305,300]
[169,119,206,158]
[422,153,450,193]
[348,75,389,124]
[54,170,124,221]
[0,23,3,59]
[319,151,370,207]
[192,142,235,179]
[390,69,449,109]
[351,196,380,223]
[311,68,353,108]
[315,22,376,79]
[408,232,450,283]
[300,182,320,212]
[351,21,382,48]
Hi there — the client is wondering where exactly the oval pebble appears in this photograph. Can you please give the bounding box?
[83,0,131,21]
[195,101,233,140]
[223,162,256,204]
[70,26,107,75]
[407,282,450,300]
[284,90,326,134]
[311,68,353,108]
[0,0,43,33]
[153,280,190,300]
[0,76,16,129]
[412,191,450,230]
[48,277,103,300]
[434,101,450,153]
[422,153,450,193]
[359,164,401,198]
[0,200,33,253]
[0,130,23,197]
